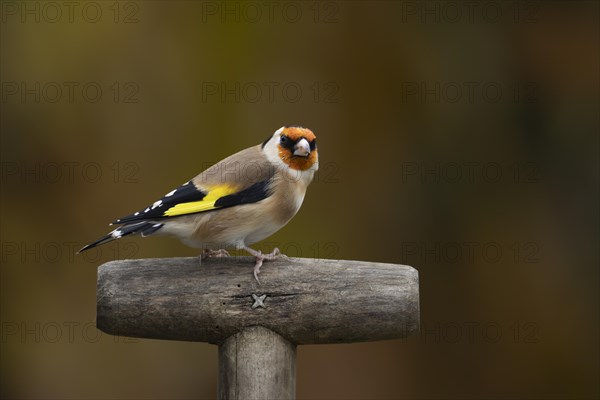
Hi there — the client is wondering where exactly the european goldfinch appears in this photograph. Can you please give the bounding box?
[80,126,318,282]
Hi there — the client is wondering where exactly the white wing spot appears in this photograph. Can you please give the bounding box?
[111,229,123,238]
[165,189,176,197]
[134,212,140,216]
[152,200,162,209]
[152,224,161,227]
[144,207,150,213]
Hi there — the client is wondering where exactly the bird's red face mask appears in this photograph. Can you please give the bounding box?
[278,127,318,171]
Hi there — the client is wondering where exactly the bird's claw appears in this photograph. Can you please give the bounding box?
[248,247,284,283]
[253,257,264,283]
[198,249,230,267]
[263,247,282,260]
[201,248,231,260]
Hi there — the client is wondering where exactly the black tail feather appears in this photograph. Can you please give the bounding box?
[78,222,164,253]
[77,235,114,253]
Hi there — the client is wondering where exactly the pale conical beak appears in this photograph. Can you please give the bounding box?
[293,138,311,157]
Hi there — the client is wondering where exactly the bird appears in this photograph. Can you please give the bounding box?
[79,126,318,282]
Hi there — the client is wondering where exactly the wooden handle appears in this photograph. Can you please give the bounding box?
[218,326,296,400]
[96,256,420,344]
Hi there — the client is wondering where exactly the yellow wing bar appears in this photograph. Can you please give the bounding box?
[163,185,237,217]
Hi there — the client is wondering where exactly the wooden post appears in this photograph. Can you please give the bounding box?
[218,326,296,400]
[97,256,420,399]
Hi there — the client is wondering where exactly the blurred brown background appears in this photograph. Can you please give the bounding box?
[1,1,598,399]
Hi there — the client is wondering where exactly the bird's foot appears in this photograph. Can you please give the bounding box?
[198,249,230,266]
[253,257,264,284]
[201,248,231,259]
[243,246,286,283]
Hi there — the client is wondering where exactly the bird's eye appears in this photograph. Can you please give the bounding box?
[309,139,317,151]
[280,135,287,144]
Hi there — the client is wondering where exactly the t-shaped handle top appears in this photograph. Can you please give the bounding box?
[97,256,420,345]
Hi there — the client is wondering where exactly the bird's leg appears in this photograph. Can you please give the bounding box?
[242,246,285,283]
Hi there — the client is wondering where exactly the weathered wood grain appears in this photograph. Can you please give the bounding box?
[96,256,419,345]
[218,326,295,400]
